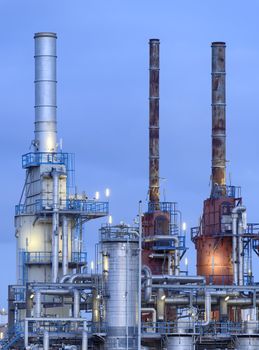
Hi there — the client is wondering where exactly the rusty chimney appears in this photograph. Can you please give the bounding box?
[149,39,160,203]
[211,42,226,193]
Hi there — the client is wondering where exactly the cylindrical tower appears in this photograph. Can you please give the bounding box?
[211,42,226,190]
[193,42,234,287]
[149,39,160,204]
[34,32,57,153]
[101,225,139,350]
[15,33,69,286]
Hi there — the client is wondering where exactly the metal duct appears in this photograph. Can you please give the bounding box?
[149,39,160,204]
[211,42,226,191]
[34,32,57,153]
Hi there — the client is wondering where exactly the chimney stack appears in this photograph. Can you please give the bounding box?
[34,32,57,153]
[211,42,226,193]
[149,39,160,203]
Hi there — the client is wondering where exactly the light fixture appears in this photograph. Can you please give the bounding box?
[225,295,230,301]
[182,222,187,231]
[105,188,110,198]
[185,257,188,266]
[161,295,166,301]
[108,215,112,225]
[90,261,94,271]
[95,191,100,200]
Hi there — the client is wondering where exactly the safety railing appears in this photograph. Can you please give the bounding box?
[15,199,109,216]
[141,320,259,336]
[22,152,72,168]
[152,235,186,251]
[71,252,87,264]
[23,251,87,265]
[148,201,177,213]
[100,224,139,242]
[211,185,241,199]
[208,275,233,285]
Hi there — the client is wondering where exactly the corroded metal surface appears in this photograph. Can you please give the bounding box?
[149,39,160,203]
[211,42,226,189]
[195,197,235,285]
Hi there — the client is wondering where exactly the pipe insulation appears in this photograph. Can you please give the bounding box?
[34,32,57,153]
[62,216,69,276]
[52,170,60,283]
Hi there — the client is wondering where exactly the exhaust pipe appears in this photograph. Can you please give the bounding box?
[149,39,160,204]
[211,42,226,193]
[34,32,57,153]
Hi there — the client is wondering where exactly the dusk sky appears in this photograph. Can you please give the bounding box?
[1,0,259,308]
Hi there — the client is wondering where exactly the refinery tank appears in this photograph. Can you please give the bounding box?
[101,224,139,350]
[166,336,194,350]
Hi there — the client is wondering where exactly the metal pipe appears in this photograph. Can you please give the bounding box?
[43,330,49,350]
[201,292,211,326]
[68,273,94,283]
[73,289,80,318]
[165,296,218,305]
[92,290,100,323]
[211,42,226,190]
[34,32,57,153]
[151,275,205,284]
[149,39,160,203]
[142,265,152,303]
[138,201,142,350]
[82,330,88,350]
[52,170,60,283]
[141,308,156,331]
[24,319,28,348]
[35,290,41,318]
[62,216,69,276]
[232,206,246,285]
[157,288,165,321]
[144,235,178,242]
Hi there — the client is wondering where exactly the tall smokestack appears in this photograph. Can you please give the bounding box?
[211,42,226,192]
[34,32,57,153]
[149,39,160,203]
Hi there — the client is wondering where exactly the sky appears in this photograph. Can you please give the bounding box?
[1,0,259,308]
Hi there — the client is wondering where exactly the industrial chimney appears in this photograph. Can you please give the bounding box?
[149,39,160,204]
[34,32,57,153]
[211,42,226,194]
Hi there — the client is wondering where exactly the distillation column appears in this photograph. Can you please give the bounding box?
[15,33,68,285]
[101,226,139,350]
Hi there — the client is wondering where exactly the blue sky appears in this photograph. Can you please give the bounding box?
[1,0,259,307]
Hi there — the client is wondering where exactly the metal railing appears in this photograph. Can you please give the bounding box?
[211,185,241,199]
[22,152,72,168]
[23,251,87,265]
[15,199,109,216]
[100,224,139,242]
[141,320,259,336]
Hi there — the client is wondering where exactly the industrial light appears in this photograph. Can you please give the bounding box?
[161,295,166,301]
[108,215,113,225]
[96,294,101,300]
[182,222,187,231]
[95,191,100,200]
[225,295,230,301]
[30,294,34,299]
[105,188,110,198]
[90,261,94,271]
[185,257,188,266]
